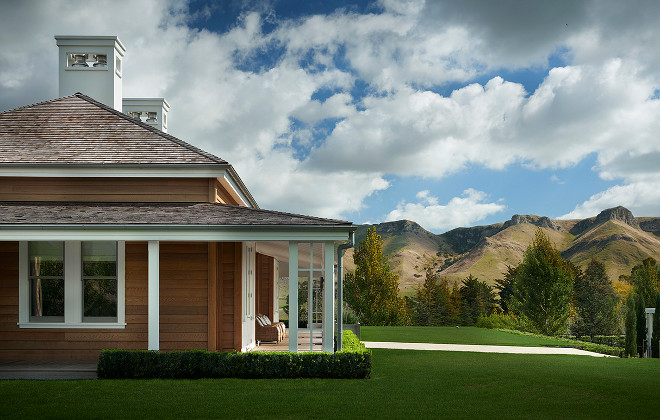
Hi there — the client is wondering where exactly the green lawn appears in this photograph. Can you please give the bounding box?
[2,350,660,419]
[361,326,566,347]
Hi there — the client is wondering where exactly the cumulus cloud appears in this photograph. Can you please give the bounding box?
[385,189,505,232]
[3,0,660,224]
[560,177,660,219]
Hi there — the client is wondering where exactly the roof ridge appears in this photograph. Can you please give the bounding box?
[73,93,227,164]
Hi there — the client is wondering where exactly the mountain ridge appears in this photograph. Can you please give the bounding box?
[347,206,660,294]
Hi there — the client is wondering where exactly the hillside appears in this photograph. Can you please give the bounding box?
[344,207,660,292]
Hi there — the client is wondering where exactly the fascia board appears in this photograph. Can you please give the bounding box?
[224,166,259,208]
[0,225,354,242]
[0,165,228,178]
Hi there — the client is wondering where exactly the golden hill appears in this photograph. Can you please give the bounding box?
[346,207,660,291]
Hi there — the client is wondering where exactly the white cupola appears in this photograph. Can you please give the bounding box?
[55,35,126,111]
[122,98,170,133]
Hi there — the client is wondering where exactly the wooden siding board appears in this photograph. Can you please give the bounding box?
[233,243,242,351]
[0,240,245,359]
[0,177,211,203]
[208,242,217,351]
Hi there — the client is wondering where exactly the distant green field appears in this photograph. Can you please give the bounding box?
[361,326,565,347]
[2,350,660,419]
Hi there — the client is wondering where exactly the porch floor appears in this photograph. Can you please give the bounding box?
[253,329,325,352]
[0,359,97,380]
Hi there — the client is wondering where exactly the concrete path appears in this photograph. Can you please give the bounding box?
[362,341,614,357]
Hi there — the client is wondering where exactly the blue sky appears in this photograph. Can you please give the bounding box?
[2,0,660,233]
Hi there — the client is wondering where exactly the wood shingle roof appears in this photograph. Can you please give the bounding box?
[0,93,227,165]
[0,202,352,226]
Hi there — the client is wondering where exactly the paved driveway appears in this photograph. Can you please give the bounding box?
[362,341,613,357]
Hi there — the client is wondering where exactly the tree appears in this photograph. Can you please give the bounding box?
[653,294,660,358]
[511,228,575,335]
[625,293,637,357]
[632,257,660,306]
[414,267,439,325]
[450,282,463,325]
[435,277,458,326]
[344,227,407,325]
[494,265,517,314]
[636,293,647,357]
[459,274,496,325]
[571,259,618,337]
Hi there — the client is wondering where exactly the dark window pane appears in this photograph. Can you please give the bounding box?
[30,278,64,318]
[83,261,116,277]
[83,279,117,319]
[82,242,117,277]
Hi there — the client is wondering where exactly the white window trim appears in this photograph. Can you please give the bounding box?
[17,240,126,329]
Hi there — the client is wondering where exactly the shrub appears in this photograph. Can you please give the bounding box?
[490,328,624,357]
[98,331,370,380]
[476,313,535,332]
[576,335,626,348]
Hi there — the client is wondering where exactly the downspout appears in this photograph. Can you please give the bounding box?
[335,231,355,352]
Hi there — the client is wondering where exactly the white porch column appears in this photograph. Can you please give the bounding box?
[148,240,159,351]
[288,242,298,352]
[323,241,335,352]
[646,308,656,358]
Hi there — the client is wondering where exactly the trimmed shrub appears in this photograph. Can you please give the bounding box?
[493,328,624,357]
[98,331,370,380]
[576,335,626,348]
[476,313,535,332]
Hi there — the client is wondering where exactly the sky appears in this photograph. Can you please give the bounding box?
[1,0,660,233]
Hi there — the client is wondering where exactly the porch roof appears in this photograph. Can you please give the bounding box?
[0,201,352,226]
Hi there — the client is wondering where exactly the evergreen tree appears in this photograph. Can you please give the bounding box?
[572,259,618,337]
[632,257,660,306]
[511,228,575,335]
[448,282,462,325]
[435,277,454,325]
[636,293,647,357]
[459,274,496,325]
[625,294,637,357]
[494,265,517,314]
[653,294,660,358]
[344,227,407,325]
[414,267,438,326]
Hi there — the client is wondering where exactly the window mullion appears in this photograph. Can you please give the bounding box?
[64,241,82,324]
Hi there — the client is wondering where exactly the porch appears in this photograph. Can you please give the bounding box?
[252,329,324,352]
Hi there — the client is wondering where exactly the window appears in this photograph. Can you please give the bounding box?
[82,242,118,322]
[19,241,125,329]
[28,242,65,322]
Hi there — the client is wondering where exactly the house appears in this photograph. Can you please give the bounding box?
[0,36,355,360]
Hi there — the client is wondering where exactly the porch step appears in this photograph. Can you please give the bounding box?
[0,361,97,380]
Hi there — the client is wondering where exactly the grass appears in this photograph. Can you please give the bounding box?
[2,350,660,418]
[361,326,567,347]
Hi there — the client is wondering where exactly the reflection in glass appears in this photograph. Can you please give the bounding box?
[29,242,64,321]
[82,242,117,321]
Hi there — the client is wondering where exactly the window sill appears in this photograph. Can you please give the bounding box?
[17,322,127,329]
[64,67,108,71]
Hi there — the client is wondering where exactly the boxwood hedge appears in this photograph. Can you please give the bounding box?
[97,331,371,379]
